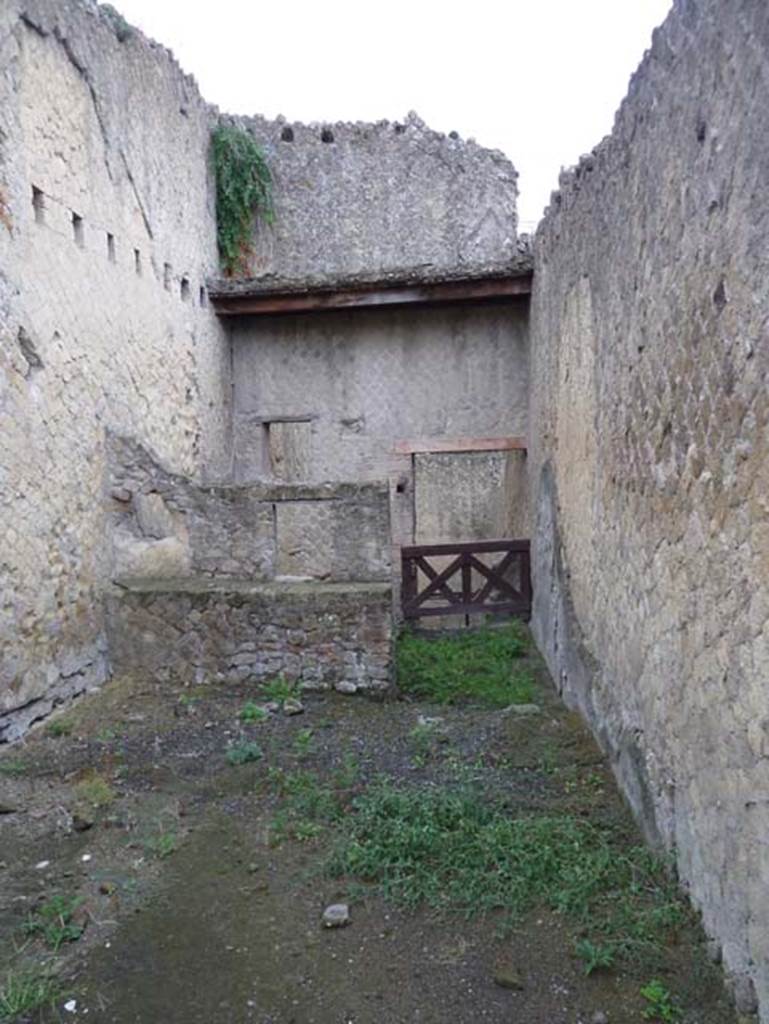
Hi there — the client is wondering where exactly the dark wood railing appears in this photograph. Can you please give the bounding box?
[401,539,531,621]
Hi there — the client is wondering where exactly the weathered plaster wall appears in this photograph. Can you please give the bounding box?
[529,1,769,1015]
[414,450,528,545]
[229,110,522,287]
[0,0,230,740]
[231,303,529,485]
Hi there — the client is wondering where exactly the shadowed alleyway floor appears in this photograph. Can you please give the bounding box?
[0,627,736,1023]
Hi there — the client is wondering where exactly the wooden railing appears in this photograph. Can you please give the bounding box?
[400,539,532,621]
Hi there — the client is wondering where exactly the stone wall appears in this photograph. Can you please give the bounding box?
[108,434,391,584]
[106,579,392,695]
[231,303,529,485]
[228,110,522,287]
[0,0,229,740]
[529,1,769,1016]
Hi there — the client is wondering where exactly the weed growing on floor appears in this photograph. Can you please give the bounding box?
[0,968,60,1021]
[328,781,686,971]
[332,753,361,790]
[267,767,348,844]
[239,702,268,724]
[574,938,616,974]
[293,729,315,760]
[96,726,120,742]
[46,718,73,738]
[145,831,178,859]
[641,979,682,1022]
[260,677,298,705]
[178,693,201,710]
[22,894,84,950]
[396,623,534,707]
[226,741,263,765]
[74,773,116,808]
[268,768,341,822]
[409,721,437,754]
[0,758,26,777]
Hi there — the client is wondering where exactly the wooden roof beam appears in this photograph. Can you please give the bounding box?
[211,272,532,317]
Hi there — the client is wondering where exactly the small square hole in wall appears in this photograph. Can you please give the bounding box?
[107,232,116,263]
[134,249,142,276]
[72,212,84,248]
[199,286,207,307]
[31,186,45,224]
[163,263,172,290]
[180,276,191,302]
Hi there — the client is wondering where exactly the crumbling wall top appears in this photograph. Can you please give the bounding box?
[222,110,521,290]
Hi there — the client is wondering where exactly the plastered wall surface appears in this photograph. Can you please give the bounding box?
[529,1,769,1015]
[414,450,528,544]
[0,0,230,740]
[231,303,529,485]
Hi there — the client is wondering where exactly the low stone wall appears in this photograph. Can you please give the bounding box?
[106,579,393,694]
[109,435,392,583]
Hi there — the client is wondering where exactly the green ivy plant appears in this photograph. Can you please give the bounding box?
[212,124,274,276]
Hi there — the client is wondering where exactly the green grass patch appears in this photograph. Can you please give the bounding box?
[266,766,351,845]
[0,758,26,777]
[145,831,178,859]
[0,968,60,1022]
[74,772,116,808]
[226,741,263,766]
[268,768,342,822]
[45,718,73,738]
[396,623,534,707]
[22,893,84,950]
[292,729,315,760]
[328,782,685,971]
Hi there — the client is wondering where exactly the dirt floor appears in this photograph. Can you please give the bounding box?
[0,631,737,1024]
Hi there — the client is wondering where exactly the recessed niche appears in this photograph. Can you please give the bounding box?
[107,233,116,263]
[280,126,294,142]
[321,127,334,144]
[31,186,45,224]
[199,286,207,307]
[134,249,142,276]
[181,276,191,302]
[163,263,172,291]
[72,212,84,248]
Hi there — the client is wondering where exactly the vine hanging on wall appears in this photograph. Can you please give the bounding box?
[212,124,274,276]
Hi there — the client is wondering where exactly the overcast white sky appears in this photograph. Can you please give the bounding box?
[112,0,672,230]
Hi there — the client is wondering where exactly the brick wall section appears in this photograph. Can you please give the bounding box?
[529,1,769,1016]
[0,0,230,740]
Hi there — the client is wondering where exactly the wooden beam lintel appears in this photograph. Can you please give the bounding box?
[394,436,527,456]
[211,273,533,317]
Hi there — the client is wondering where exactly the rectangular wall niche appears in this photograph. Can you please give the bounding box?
[262,419,314,481]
